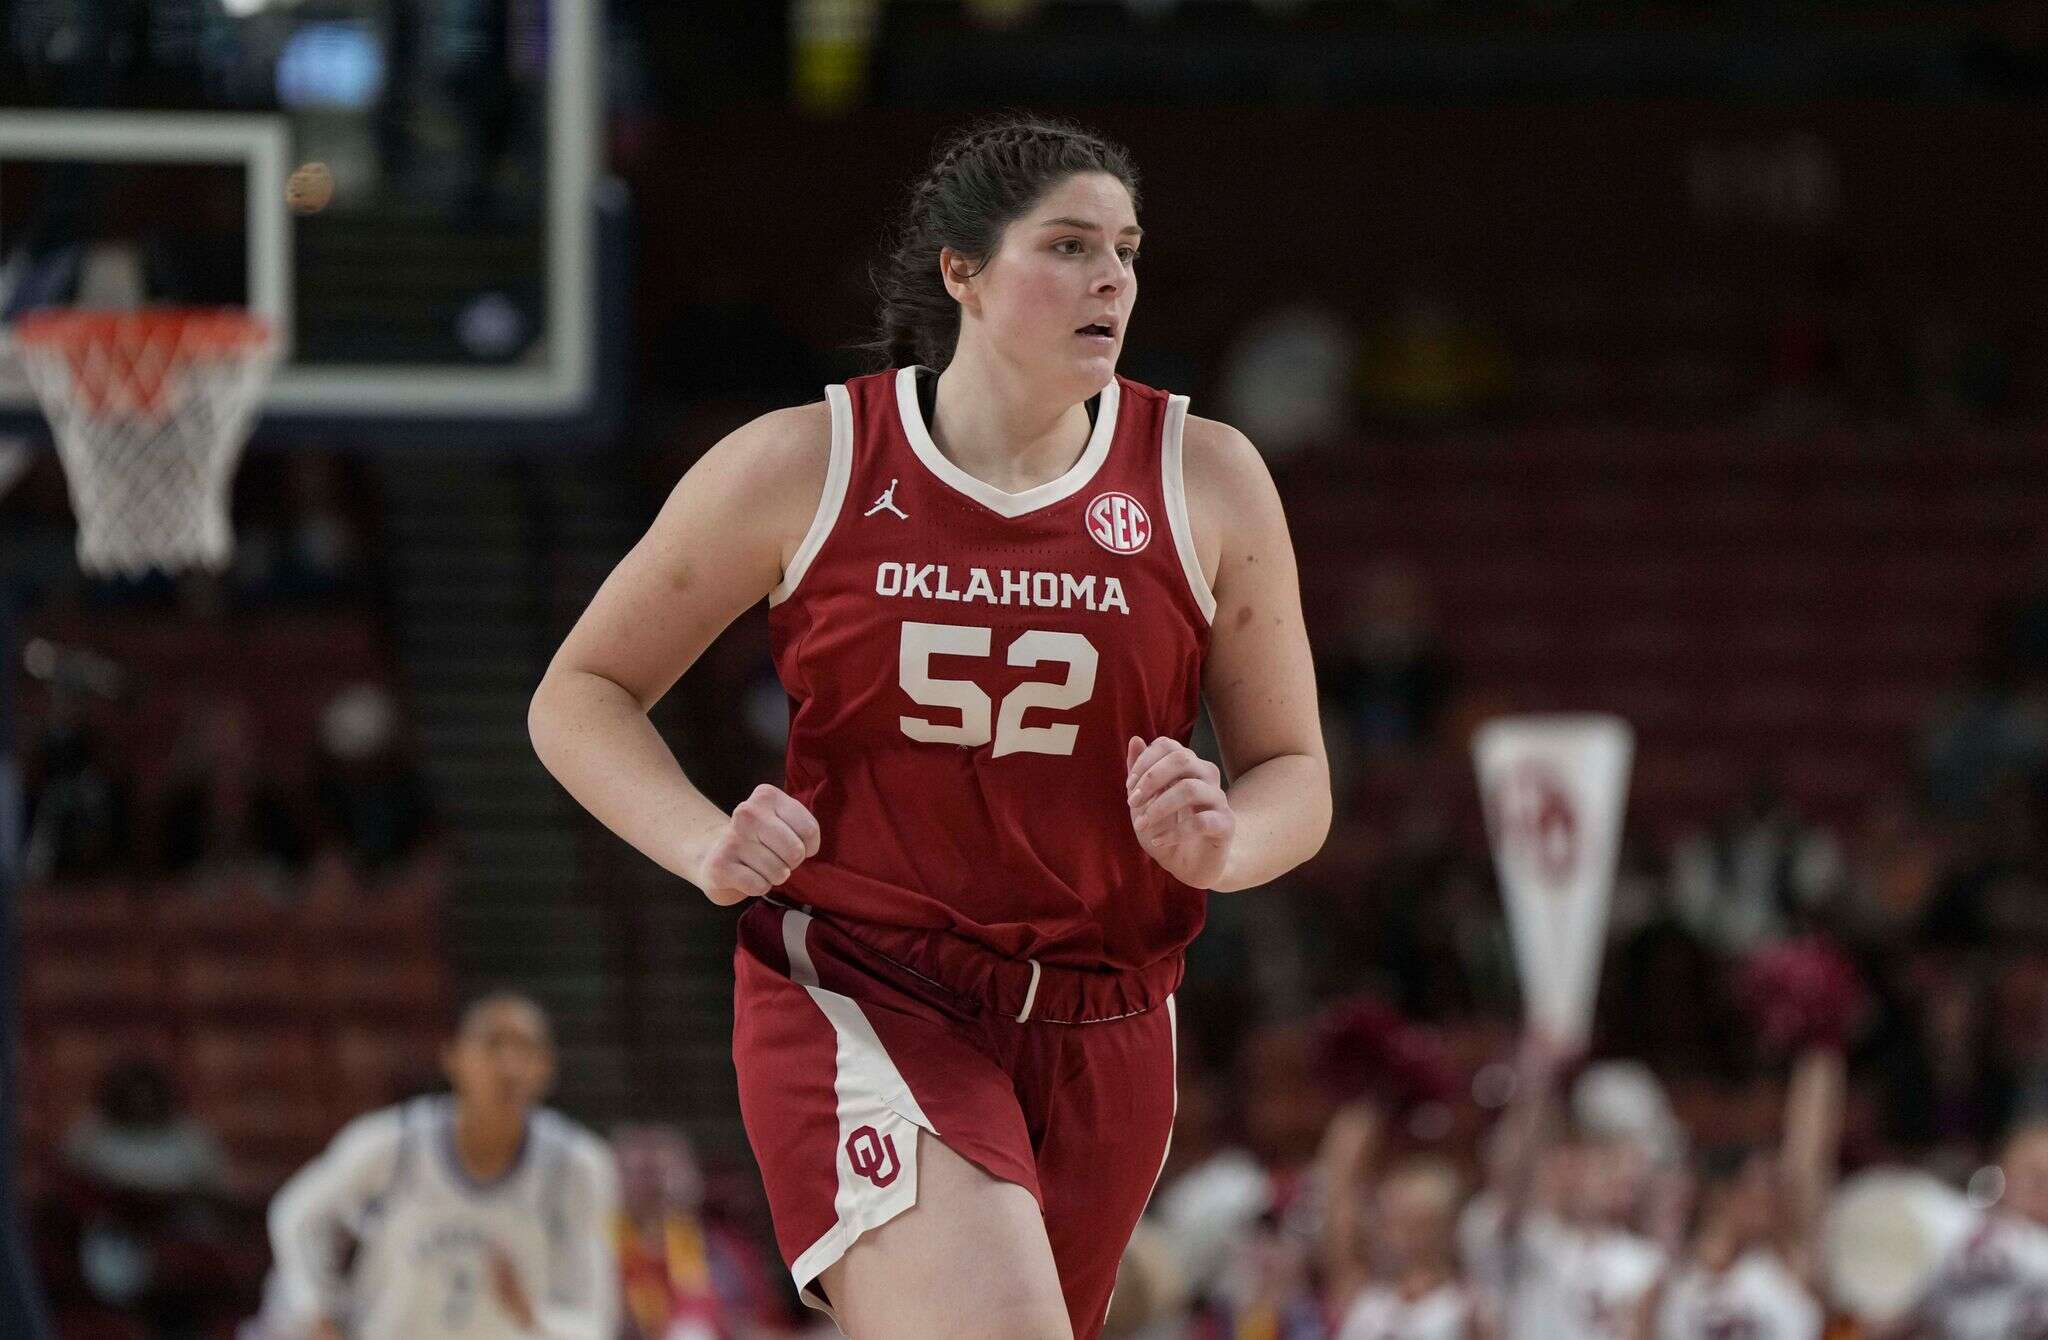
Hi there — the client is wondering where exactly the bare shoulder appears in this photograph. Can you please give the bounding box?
[683,399,832,512]
[655,397,834,571]
[1179,411,1285,580]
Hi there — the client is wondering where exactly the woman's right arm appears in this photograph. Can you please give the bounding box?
[528,402,829,904]
[265,1111,404,1337]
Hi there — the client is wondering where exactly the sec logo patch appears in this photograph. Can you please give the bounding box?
[1085,491,1151,555]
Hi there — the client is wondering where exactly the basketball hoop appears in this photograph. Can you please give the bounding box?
[13,307,278,578]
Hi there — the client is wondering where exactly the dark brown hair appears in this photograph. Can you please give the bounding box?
[866,113,1141,373]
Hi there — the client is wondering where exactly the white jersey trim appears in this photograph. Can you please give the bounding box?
[895,365,1121,519]
[769,383,854,606]
[778,908,939,1325]
[1161,394,1216,624]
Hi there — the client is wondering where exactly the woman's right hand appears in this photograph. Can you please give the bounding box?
[692,784,822,905]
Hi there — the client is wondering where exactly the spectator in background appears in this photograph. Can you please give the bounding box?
[310,682,435,879]
[614,1122,791,1340]
[155,693,308,895]
[1669,773,1844,955]
[1917,776,2040,950]
[1217,299,1359,466]
[21,709,133,885]
[64,1060,226,1202]
[234,452,367,605]
[1322,560,1454,762]
[54,1059,237,1337]
[1899,1116,2048,1336]
[1921,639,2048,822]
[1460,1043,1669,1340]
[1319,1102,1492,1340]
[1645,1049,1839,1340]
[1837,789,1948,942]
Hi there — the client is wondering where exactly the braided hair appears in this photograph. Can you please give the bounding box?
[865,113,1141,373]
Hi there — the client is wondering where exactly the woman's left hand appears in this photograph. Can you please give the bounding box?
[1126,735,1235,889]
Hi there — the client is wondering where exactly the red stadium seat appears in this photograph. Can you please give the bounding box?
[18,943,162,1028]
[166,946,305,1023]
[313,954,449,1022]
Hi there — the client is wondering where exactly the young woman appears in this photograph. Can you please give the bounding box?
[261,993,619,1339]
[530,114,1329,1340]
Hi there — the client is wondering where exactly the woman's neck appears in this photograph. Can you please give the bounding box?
[452,1105,526,1182]
[930,348,1095,494]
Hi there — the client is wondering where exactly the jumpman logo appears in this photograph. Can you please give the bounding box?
[865,478,908,520]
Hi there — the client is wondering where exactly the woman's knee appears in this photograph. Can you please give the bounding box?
[822,1131,1074,1339]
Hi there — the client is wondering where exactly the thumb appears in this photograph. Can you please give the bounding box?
[1126,735,1144,773]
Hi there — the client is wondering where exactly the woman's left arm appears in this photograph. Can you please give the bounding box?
[1126,414,1330,892]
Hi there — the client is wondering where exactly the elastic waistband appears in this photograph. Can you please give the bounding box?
[765,899,1181,1026]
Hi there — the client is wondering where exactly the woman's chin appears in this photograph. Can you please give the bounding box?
[1066,345,1119,383]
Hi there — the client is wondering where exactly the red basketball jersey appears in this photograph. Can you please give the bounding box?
[766,366,1216,971]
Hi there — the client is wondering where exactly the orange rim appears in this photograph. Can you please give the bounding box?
[14,307,272,417]
[14,306,272,357]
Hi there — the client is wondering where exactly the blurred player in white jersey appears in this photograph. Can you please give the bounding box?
[1896,1119,2048,1339]
[258,992,619,1339]
[1320,1103,1491,1340]
[1648,1048,1838,1340]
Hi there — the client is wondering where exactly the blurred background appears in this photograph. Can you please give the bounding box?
[3,1,2047,1336]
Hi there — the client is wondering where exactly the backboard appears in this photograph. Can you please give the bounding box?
[0,0,600,425]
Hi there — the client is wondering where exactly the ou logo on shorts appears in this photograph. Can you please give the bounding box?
[1085,491,1151,555]
[846,1126,901,1187]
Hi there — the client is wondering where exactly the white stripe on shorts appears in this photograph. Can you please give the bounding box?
[779,908,936,1319]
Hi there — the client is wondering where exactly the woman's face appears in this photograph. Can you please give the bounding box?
[945,170,1140,400]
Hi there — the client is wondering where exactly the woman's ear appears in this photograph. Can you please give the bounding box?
[939,247,979,312]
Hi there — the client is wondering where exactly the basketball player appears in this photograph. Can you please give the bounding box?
[528,115,1330,1339]
[259,993,619,1339]
[1319,1104,1492,1340]
[1892,1119,2048,1339]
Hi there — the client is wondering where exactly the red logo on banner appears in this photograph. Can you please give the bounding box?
[1085,491,1151,554]
[845,1126,901,1187]
[1488,762,1579,888]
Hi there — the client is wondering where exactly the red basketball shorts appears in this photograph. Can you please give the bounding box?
[731,899,1181,1340]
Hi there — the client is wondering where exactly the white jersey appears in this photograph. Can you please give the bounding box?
[1656,1249,1820,1340]
[1911,1211,2048,1340]
[1336,1281,1476,1340]
[1460,1197,1663,1340]
[262,1096,619,1340]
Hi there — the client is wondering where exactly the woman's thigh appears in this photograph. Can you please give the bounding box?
[818,1129,1074,1340]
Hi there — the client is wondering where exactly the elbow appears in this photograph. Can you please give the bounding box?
[527,677,567,784]
[526,674,558,767]
[1302,753,1334,861]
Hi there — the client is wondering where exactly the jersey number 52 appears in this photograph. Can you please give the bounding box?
[898,620,1098,758]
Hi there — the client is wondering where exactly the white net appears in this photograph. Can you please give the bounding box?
[14,309,279,579]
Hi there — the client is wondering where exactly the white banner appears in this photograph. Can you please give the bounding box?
[1474,715,1634,1048]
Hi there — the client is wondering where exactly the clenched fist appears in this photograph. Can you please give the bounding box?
[693,784,822,906]
[1126,735,1235,890]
